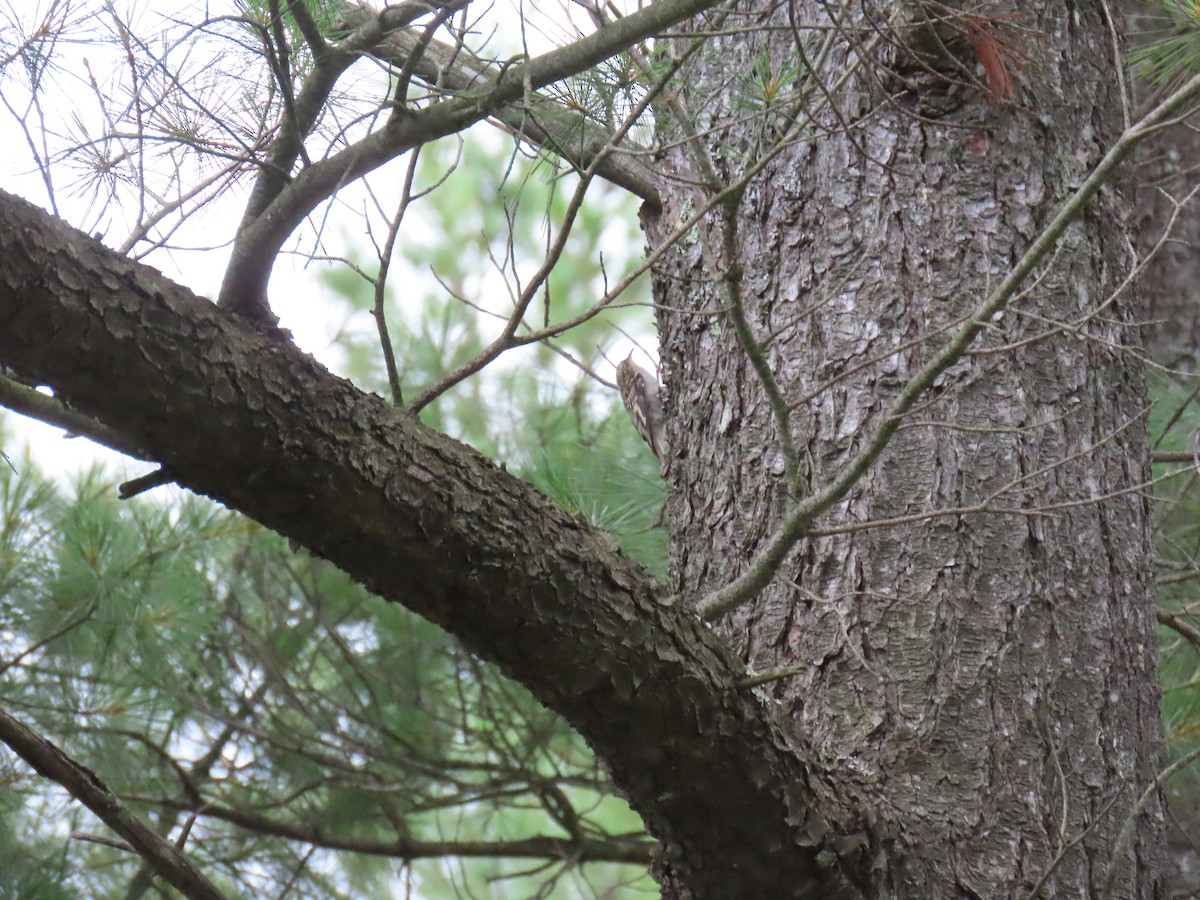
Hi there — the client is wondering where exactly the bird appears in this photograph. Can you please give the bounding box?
[616,353,667,467]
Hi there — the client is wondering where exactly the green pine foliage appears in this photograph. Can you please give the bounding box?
[325,135,667,576]
[1151,372,1200,746]
[0,437,656,897]
[1149,370,1200,852]
[1130,2,1200,89]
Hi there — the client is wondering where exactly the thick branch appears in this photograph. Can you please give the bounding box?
[0,190,869,899]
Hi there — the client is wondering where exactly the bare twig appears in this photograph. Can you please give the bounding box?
[405,34,696,412]
[0,373,151,462]
[217,0,726,320]
[121,793,654,864]
[373,148,425,407]
[718,191,800,487]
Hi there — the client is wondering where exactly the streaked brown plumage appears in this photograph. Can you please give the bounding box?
[616,354,666,465]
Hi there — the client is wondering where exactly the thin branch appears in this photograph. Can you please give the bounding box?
[119,467,175,499]
[284,0,329,57]
[739,663,808,688]
[1153,450,1200,464]
[1100,743,1200,899]
[405,36,696,412]
[218,0,723,320]
[0,705,227,900]
[0,598,98,678]
[0,373,151,462]
[130,794,654,864]
[1,342,180,500]
[1023,788,1127,900]
[266,0,309,168]
[1153,378,1200,452]
[1157,609,1200,650]
[117,156,251,255]
[718,189,800,487]
[393,0,470,109]
[73,831,137,853]
[124,682,278,900]
[373,147,425,407]
[406,160,599,412]
[804,466,1182,539]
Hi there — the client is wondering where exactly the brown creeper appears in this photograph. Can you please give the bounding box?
[616,353,667,466]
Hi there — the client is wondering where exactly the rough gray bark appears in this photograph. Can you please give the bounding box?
[644,1,1167,896]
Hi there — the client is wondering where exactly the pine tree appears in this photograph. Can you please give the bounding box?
[3,1,1200,896]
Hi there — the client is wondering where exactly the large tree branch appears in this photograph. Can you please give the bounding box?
[0,190,870,899]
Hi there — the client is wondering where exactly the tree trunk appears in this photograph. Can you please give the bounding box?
[644,2,1168,896]
[1131,2,1200,371]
